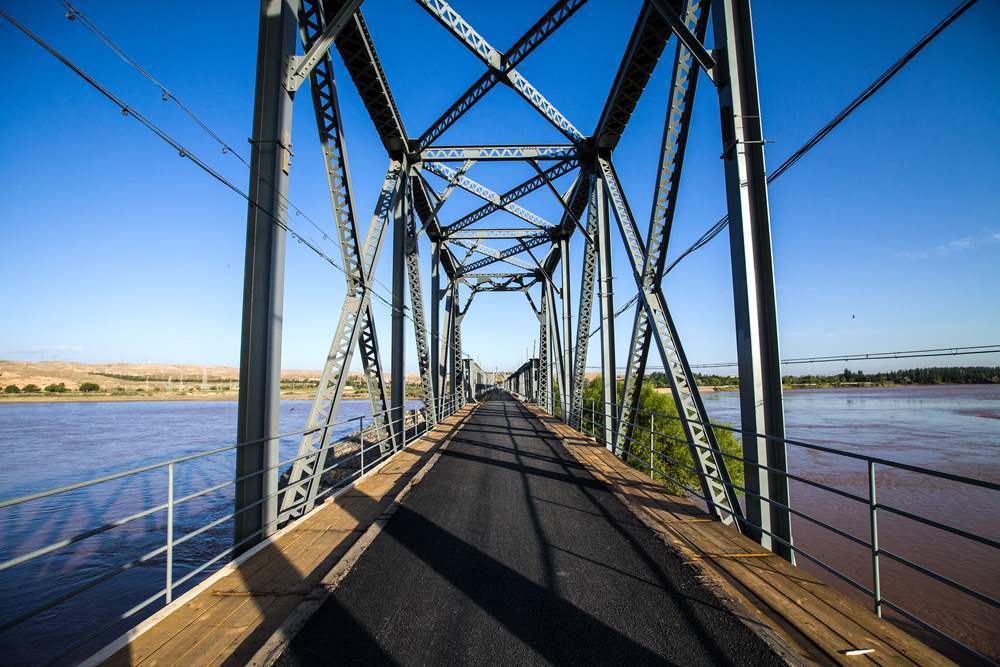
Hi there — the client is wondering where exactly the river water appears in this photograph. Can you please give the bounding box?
[0,387,997,664]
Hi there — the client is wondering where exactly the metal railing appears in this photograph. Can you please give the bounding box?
[540,391,999,664]
[0,392,465,665]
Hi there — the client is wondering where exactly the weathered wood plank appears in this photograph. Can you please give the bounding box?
[97,405,475,666]
[527,404,954,667]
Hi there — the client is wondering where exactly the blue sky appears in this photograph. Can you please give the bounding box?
[1,0,998,376]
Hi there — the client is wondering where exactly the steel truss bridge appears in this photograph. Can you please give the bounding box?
[0,0,997,665]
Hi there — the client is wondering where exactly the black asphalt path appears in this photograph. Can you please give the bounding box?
[278,395,782,666]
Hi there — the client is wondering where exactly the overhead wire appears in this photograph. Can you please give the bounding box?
[661,0,980,276]
[57,0,414,315]
[575,341,1000,371]
[576,0,981,349]
[2,8,416,324]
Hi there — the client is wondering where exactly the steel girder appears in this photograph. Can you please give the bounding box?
[448,239,536,272]
[648,0,717,79]
[235,0,296,551]
[415,0,588,149]
[456,233,552,275]
[594,2,676,149]
[712,0,791,558]
[447,229,548,240]
[439,280,455,396]
[280,162,402,521]
[539,169,592,278]
[559,236,573,417]
[442,158,579,235]
[323,1,407,152]
[280,4,400,523]
[286,0,362,93]
[598,155,742,528]
[461,272,538,292]
[420,145,576,162]
[593,176,617,449]
[569,174,598,427]
[544,278,567,414]
[538,290,551,412]
[616,0,706,472]
[424,162,552,229]
[427,161,474,217]
[403,175,438,425]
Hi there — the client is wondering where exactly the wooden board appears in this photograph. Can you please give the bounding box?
[525,404,955,667]
[97,407,474,667]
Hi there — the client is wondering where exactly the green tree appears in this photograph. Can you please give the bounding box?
[581,377,744,496]
[44,383,68,393]
[3,384,21,394]
[79,382,100,393]
[21,384,41,393]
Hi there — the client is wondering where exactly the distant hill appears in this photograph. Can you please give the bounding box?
[0,360,418,393]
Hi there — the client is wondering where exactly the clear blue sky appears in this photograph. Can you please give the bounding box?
[1,0,998,376]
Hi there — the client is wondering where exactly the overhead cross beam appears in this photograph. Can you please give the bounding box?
[456,233,552,275]
[447,239,537,271]
[415,0,588,149]
[420,145,576,162]
[424,161,553,229]
[442,158,579,235]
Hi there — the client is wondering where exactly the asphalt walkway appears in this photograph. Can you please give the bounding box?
[278,395,781,666]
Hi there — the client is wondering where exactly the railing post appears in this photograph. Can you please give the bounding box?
[165,462,174,604]
[649,412,654,479]
[359,416,365,477]
[868,461,882,617]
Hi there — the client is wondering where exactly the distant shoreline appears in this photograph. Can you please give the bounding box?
[4,382,996,405]
[0,391,368,405]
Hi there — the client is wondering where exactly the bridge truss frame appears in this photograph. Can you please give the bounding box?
[237,0,793,560]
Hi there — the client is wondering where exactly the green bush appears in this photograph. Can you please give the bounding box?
[3,384,21,394]
[581,377,744,496]
[79,382,101,393]
[44,383,68,393]
[21,384,40,393]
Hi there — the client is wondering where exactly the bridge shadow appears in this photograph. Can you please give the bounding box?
[278,395,777,665]
[113,396,776,664]
[110,411,469,665]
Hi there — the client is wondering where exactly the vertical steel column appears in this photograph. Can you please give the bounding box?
[594,176,617,448]
[430,240,441,406]
[235,0,298,553]
[439,279,453,398]
[560,236,573,417]
[544,279,566,417]
[538,292,550,412]
[713,0,792,560]
[391,171,407,449]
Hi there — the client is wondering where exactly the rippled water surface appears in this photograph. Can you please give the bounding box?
[701,385,999,661]
[0,387,997,663]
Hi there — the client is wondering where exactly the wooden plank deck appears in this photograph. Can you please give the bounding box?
[525,403,955,667]
[90,405,475,667]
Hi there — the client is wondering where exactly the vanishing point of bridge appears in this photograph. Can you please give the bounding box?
[0,0,995,665]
